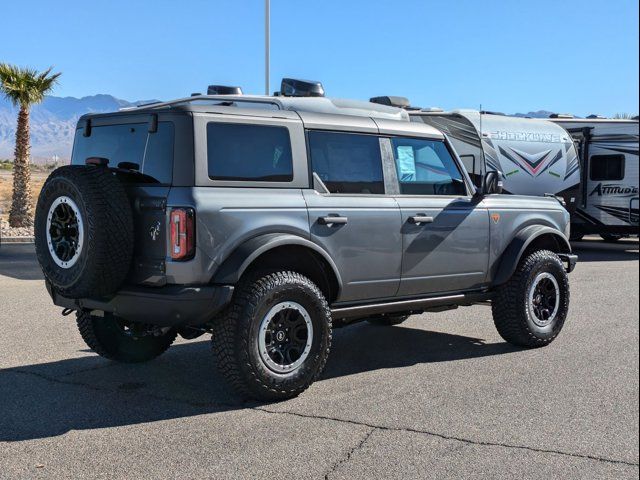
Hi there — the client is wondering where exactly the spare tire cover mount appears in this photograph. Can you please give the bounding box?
[46,195,85,269]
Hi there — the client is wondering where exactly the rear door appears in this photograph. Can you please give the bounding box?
[387,136,490,295]
[303,129,402,302]
[71,115,178,285]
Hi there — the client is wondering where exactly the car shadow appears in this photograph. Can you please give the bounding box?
[571,237,639,263]
[1,322,517,442]
[0,243,43,280]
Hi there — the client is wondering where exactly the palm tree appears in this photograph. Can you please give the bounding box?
[0,64,61,227]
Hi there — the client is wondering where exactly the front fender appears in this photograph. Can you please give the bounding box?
[491,225,572,286]
[211,233,343,291]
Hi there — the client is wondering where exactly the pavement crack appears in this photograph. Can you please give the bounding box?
[254,407,639,468]
[323,427,375,479]
[12,367,639,469]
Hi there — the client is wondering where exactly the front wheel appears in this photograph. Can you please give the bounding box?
[212,271,332,401]
[77,311,177,363]
[492,250,569,348]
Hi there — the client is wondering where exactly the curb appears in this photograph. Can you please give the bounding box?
[0,236,35,244]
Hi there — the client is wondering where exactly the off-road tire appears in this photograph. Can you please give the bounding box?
[492,249,569,348]
[34,165,133,298]
[366,314,410,326]
[212,271,332,401]
[77,311,177,363]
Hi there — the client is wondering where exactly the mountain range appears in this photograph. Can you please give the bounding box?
[0,94,559,162]
[0,95,156,162]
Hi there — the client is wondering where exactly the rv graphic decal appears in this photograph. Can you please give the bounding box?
[489,131,563,143]
[589,183,639,197]
[594,205,639,225]
[498,146,563,177]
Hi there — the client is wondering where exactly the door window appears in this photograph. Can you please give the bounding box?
[308,130,384,194]
[590,154,625,181]
[391,137,466,195]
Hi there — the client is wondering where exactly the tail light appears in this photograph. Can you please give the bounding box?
[170,208,195,260]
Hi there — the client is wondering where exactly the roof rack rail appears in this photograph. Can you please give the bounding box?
[119,95,282,111]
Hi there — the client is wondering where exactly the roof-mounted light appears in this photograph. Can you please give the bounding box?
[207,85,243,95]
[280,78,325,97]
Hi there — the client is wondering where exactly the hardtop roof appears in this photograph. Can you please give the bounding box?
[78,94,445,139]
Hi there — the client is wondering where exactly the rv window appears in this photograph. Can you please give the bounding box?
[207,123,293,182]
[308,131,385,194]
[590,155,625,181]
[390,138,466,196]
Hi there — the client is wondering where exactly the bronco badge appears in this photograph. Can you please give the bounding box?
[149,221,161,241]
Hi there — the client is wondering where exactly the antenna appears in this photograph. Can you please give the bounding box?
[265,0,270,95]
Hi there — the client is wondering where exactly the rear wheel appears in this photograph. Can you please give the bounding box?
[212,271,332,401]
[77,311,177,363]
[492,250,569,348]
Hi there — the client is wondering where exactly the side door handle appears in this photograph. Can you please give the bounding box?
[408,215,434,225]
[318,215,348,226]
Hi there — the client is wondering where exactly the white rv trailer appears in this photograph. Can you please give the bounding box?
[547,117,639,240]
[405,109,582,217]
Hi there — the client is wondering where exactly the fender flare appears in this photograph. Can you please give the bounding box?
[492,225,571,286]
[212,233,343,292]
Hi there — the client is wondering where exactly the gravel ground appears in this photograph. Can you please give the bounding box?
[0,238,638,479]
[0,218,33,239]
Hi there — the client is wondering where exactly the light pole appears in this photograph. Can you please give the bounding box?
[265,0,270,95]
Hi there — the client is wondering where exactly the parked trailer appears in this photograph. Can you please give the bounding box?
[547,118,639,241]
[405,109,581,216]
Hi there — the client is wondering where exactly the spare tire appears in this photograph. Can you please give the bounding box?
[34,165,134,298]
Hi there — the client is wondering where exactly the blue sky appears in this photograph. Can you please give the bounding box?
[1,0,638,116]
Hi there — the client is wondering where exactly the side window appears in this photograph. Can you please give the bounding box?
[391,137,466,195]
[207,123,293,181]
[590,155,625,181]
[308,130,384,194]
[71,122,174,184]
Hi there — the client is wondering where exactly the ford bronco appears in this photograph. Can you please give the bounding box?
[35,79,577,400]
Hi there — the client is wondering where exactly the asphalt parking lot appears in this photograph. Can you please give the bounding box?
[0,239,638,479]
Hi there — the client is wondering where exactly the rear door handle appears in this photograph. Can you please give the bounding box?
[408,215,434,225]
[318,215,348,226]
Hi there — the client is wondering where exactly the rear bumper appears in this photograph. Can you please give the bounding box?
[558,253,578,273]
[46,282,234,327]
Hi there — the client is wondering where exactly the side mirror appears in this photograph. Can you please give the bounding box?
[483,170,504,195]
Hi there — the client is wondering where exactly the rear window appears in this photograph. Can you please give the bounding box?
[207,123,293,182]
[308,130,384,194]
[71,122,174,184]
[590,154,625,181]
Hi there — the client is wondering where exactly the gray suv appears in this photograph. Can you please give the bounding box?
[34,85,577,400]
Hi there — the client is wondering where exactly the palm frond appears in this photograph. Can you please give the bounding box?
[0,63,61,108]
